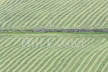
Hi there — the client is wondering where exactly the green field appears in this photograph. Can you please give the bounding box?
[0,0,108,72]
[0,33,108,72]
[0,0,107,30]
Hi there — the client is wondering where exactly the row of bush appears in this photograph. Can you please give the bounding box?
[0,29,108,32]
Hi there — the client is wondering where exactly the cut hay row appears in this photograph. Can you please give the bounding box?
[0,34,108,72]
[0,0,107,30]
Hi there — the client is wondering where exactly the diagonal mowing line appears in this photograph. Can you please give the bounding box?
[47,38,89,72]
[36,48,76,72]
[26,0,60,27]
[6,48,41,72]
[78,1,105,27]
[8,0,35,11]
[9,12,36,28]
[90,5,107,27]
[73,39,106,72]
[0,37,7,46]
[0,0,7,5]
[0,1,25,28]
[0,13,8,23]
[18,48,48,72]
[78,0,106,27]
[0,1,38,22]
[81,4,107,26]
[75,48,107,72]
[41,1,71,26]
[57,1,91,28]
[11,38,22,46]
[70,48,107,72]
[0,48,21,65]
[69,40,104,72]
[1,12,25,28]
[54,2,80,28]
[1,48,34,72]
[23,0,55,27]
[0,13,20,28]
[36,37,85,70]
[37,49,71,72]
[0,0,9,6]
[45,49,74,72]
[95,50,108,71]
[41,1,77,28]
[61,38,104,72]
[0,0,18,10]
[1,37,38,67]
[92,50,108,72]
[33,0,69,28]
[3,0,19,10]
[23,0,63,27]
[4,38,19,47]
[0,39,35,62]
[89,2,107,27]
[0,48,33,72]
[57,47,88,72]
[11,13,32,27]
[66,46,105,72]
[5,2,44,27]
[50,38,91,72]
[96,55,108,72]
[98,13,108,27]
[1,0,37,13]
[19,48,50,72]
[34,0,72,27]
[69,39,107,72]
[0,37,11,47]
[25,48,60,72]
[88,49,108,72]
[0,38,22,58]
[66,1,95,27]
[0,48,30,70]
[101,62,108,72]
[82,42,108,72]
[55,38,94,72]
[0,47,20,61]
[31,48,64,72]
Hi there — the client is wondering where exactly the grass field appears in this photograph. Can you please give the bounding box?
[0,0,108,72]
[0,33,108,72]
[0,0,107,30]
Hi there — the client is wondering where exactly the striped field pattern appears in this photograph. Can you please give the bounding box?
[0,33,108,72]
[0,0,108,30]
